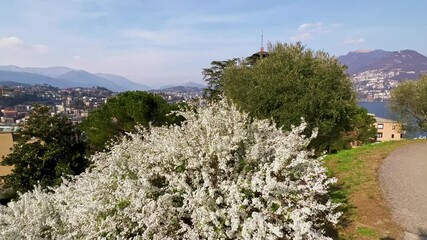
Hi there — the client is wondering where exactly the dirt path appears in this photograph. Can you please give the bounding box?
[380,142,427,240]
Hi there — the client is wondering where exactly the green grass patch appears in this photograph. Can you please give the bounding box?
[324,139,427,239]
[325,141,416,197]
[356,226,380,238]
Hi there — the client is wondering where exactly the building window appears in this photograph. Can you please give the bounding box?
[377,132,383,138]
[377,124,384,129]
[400,133,403,138]
[392,125,396,130]
[391,134,394,139]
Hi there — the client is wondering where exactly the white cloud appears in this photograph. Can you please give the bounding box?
[343,38,366,45]
[33,44,50,53]
[0,37,25,49]
[298,22,323,32]
[0,36,50,53]
[291,22,324,42]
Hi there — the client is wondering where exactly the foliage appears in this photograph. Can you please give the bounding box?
[80,91,183,152]
[202,59,239,101]
[0,94,54,107]
[0,99,340,239]
[389,75,427,131]
[0,105,88,194]
[337,107,377,149]
[221,42,369,152]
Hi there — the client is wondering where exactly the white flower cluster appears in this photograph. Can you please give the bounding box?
[0,99,340,239]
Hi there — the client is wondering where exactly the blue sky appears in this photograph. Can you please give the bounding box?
[0,0,426,87]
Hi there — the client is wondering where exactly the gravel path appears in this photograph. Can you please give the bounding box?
[380,142,427,240]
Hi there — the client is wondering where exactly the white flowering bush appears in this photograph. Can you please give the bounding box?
[0,99,340,239]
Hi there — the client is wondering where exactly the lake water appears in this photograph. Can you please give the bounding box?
[359,101,427,138]
[358,101,393,119]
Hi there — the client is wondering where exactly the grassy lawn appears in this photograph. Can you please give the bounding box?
[325,139,427,240]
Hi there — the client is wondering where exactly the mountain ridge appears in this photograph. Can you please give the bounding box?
[338,49,427,101]
[339,49,427,75]
[0,66,151,92]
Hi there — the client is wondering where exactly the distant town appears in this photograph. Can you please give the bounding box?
[352,69,414,101]
[0,84,203,131]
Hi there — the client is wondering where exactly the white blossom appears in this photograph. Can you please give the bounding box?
[0,98,340,239]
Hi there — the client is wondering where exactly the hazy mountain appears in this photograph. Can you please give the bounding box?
[157,86,203,92]
[182,81,206,88]
[0,65,151,92]
[0,70,69,87]
[338,49,427,76]
[0,81,32,87]
[95,73,151,90]
[338,50,392,74]
[0,65,73,78]
[57,70,131,92]
[159,82,205,90]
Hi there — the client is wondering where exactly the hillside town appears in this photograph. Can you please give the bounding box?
[0,84,114,130]
[149,86,203,103]
[0,84,205,132]
[339,49,427,101]
[352,69,410,101]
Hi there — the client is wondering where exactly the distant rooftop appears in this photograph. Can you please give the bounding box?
[374,116,397,123]
[0,125,19,132]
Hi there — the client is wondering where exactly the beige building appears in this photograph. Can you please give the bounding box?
[0,132,15,178]
[373,116,404,142]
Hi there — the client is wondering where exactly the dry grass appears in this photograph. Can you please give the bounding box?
[325,139,427,240]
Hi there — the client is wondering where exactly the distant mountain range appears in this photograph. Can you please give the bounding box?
[158,81,206,90]
[339,49,427,77]
[0,81,32,87]
[0,65,151,92]
[338,49,427,100]
[0,65,207,92]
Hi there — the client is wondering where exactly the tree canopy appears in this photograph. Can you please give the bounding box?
[389,74,427,131]
[206,42,374,152]
[202,59,238,100]
[80,91,183,152]
[1,105,88,194]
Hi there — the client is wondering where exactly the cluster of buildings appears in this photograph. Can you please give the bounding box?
[351,69,415,101]
[0,85,114,127]
[0,85,112,181]
[352,71,398,101]
[149,86,203,103]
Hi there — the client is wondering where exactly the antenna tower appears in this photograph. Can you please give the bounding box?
[260,30,264,53]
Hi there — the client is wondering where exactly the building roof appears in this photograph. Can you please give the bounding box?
[251,51,269,58]
[374,116,397,123]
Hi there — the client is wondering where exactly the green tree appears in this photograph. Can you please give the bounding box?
[338,107,377,149]
[220,42,372,152]
[80,91,183,152]
[1,105,88,194]
[202,59,239,100]
[389,75,427,131]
